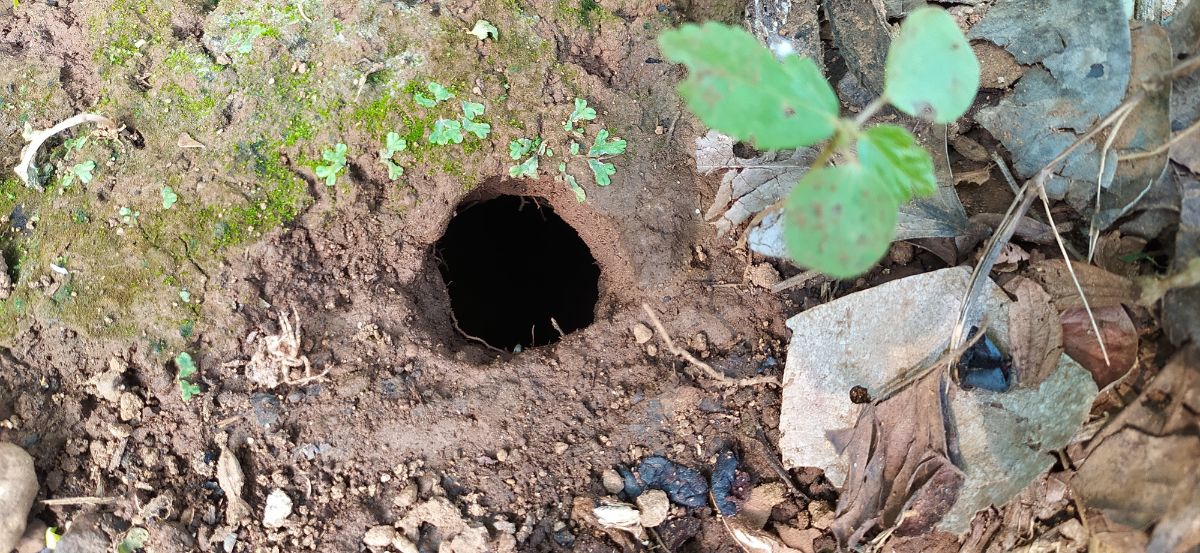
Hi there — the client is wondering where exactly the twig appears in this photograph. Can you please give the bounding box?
[1117,117,1200,162]
[41,496,119,506]
[1037,186,1111,365]
[14,113,118,190]
[754,424,809,501]
[448,298,508,354]
[1088,102,1138,262]
[641,303,779,388]
[771,270,821,293]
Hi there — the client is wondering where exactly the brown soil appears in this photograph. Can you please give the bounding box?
[0,0,862,551]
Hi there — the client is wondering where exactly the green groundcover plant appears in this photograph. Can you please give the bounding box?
[659,7,980,278]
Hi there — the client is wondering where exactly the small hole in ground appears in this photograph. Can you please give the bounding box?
[435,194,600,351]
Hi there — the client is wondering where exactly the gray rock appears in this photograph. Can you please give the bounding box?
[0,442,38,553]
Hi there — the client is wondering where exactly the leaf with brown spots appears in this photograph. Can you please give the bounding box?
[783,165,898,278]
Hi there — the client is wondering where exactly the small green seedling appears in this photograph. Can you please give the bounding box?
[429,118,465,145]
[468,19,498,41]
[161,185,178,209]
[509,138,536,160]
[119,206,139,224]
[510,155,539,178]
[179,288,191,303]
[414,81,454,107]
[315,143,348,186]
[116,527,150,553]
[563,98,597,132]
[558,162,586,202]
[175,352,201,401]
[585,129,626,186]
[379,132,408,180]
[658,6,979,278]
[60,160,95,188]
[227,21,268,55]
[460,101,491,139]
[508,137,548,178]
[63,136,89,156]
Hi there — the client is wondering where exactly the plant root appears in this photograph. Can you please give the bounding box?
[641,303,779,388]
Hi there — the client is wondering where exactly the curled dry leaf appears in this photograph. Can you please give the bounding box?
[1061,305,1137,389]
[832,370,964,547]
[1028,259,1136,312]
[216,446,252,525]
[1007,278,1062,388]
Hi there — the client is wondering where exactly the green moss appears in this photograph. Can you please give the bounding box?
[284,115,315,146]
[163,83,218,119]
[205,140,310,248]
[350,91,396,137]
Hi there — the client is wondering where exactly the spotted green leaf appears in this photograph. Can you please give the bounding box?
[468,19,498,40]
[783,165,898,278]
[462,118,491,139]
[587,158,616,186]
[587,129,626,157]
[884,7,980,123]
[429,118,464,145]
[857,124,937,204]
[658,22,839,149]
[461,101,485,120]
[161,185,178,209]
[509,138,535,160]
[509,156,538,178]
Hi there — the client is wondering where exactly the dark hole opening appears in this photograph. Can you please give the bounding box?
[435,194,600,351]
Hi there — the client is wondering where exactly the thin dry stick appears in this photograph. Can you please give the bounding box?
[41,496,119,506]
[771,270,821,293]
[641,303,779,388]
[1118,117,1200,162]
[1088,102,1138,262]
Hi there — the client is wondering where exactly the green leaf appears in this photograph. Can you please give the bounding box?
[884,6,980,123]
[384,132,407,156]
[179,289,191,303]
[427,82,454,102]
[587,158,616,186]
[509,156,538,178]
[461,101,485,120]
[587,129,627,157]
[783,165,898,278]
[323,143,348,165]
[385,160,405,180]
[658,22,839,149]
[569,141,580,156]
[429,118,464,145]
[468,19,498,40]
[161,186,178,209]
[565,98,597,131]
[857,125,937,203]
[414,93,436,108]
[179,380,201,401]
[314,164,338,186]
[175,352,197,379]
[564,173,586,202]
[462,118,491,139]
[509,138,535,160]
[117,528,150,553]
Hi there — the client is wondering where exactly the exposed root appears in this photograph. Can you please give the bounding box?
[641,303,779,388]
[14,113,118,190]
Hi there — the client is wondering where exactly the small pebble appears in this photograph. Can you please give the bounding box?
[601,469,624,495]
[363,525,397,547]
[636,489,670,528]
[262,489,293,527]
[632,323,653,344]
[0,443,38,553]
[553,442,568,455]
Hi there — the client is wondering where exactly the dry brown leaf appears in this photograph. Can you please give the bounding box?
[1061,305,1137,388]
[831,370,964,547]
[1008,278,1063,388]
[176,132,206,149]
[1093,232,1147,278]
[216,446,252,525]
[1073,429,1200,529]
[1087,512,1150,553]
[1028,259,1136,312]
[955,165,993,186]
[729,524,803,553]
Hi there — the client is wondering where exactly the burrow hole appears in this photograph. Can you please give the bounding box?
[435,194,601,352]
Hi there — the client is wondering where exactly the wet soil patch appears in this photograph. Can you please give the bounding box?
[435,194,600,351]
